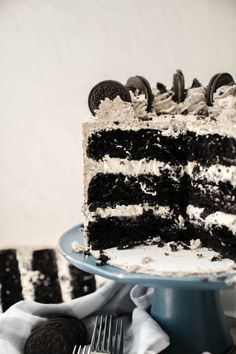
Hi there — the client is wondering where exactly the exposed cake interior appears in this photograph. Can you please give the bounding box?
[82,80,236,261]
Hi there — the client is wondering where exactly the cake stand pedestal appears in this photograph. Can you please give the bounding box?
[58,225,235,354]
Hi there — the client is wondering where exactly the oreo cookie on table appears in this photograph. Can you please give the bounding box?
[88,80,131,115]
[24,316,87,354]
[173,69,185,103]
[206,72,235,106]
[126,75,154,112]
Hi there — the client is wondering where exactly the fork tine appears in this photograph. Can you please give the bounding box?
[72,345,80,354]
[101,315,112,352]
[95,316,103,351]
[113,319,123,354]
[72,344,90,354]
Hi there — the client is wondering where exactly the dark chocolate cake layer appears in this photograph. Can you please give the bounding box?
[185,223,236,261]
[87,210,182,250]
[88,173,182,211]
[88,214,236,260]
[32,249,63,303]
[189,180,236,214]
[87,129,236,166]
[0,250,23,312]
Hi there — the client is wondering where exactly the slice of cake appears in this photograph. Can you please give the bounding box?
[82,72,236,260]
[0,248,96,312]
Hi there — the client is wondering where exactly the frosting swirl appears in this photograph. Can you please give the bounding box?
[213,84,236,111]
[152,89,178,114]
[129,91,150,118]
[180,86,208,114]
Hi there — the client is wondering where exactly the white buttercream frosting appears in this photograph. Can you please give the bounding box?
[91,204,171,219]
[152,89,178,114]
[180,86,208,114]
[103,156,184,180]
[185,161,236,187]
[129,91,149,118]
[187,204,236,234]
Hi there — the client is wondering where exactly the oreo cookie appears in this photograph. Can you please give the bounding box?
[24,316,87,354]
[206,72,235,106]
[156,82,167,93]
[126,75,154,112]
[191,78,202,88]
[173,70,185,103]
[88,80,131,115]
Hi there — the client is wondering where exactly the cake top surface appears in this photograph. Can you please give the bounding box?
[85,71,236,139]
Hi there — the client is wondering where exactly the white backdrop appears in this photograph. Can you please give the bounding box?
[0,0,236,247]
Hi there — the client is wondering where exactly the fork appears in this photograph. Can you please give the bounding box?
[90,315,113,353]
[73,315,123,354]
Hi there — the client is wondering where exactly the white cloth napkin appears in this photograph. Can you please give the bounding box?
[0,281,170,354]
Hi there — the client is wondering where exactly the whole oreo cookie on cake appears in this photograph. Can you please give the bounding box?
[82,71,236,261]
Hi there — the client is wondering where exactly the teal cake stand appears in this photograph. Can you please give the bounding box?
[58,225,235,354]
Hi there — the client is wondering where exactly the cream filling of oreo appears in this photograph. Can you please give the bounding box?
[187,204,236,234]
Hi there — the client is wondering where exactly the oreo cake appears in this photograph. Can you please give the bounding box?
[82,71,236,261]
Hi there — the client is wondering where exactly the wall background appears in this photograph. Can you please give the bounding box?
[0,0,236,247]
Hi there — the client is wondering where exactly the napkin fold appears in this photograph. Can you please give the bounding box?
[0,281,170,354]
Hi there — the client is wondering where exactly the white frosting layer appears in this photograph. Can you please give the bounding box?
[185,161,236,187]
[102,157,236,186]
[56,252,72,302]
[91,204,171,219]
[187,204,236,234]
[103,156,183,180]
[16,249,39,301]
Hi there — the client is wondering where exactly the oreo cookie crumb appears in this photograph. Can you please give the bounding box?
[181,109,188,115]
[84,249,91,256]
[210,255,223,262]
[96,251,110,266]
[170,243,178,252]
[156,82,167,93]
[191,78,202,88]
[165,252,169,256]
[157,240,165,248]
[197,253,203,258]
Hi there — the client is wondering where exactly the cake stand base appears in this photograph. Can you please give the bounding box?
[58,225,235,354]
[151,288,232,354]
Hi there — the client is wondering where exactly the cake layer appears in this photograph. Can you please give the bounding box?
[87,129,236,166]
[186,205,236,234]
[185,222,236,261]
[88,173,183,211]
[0,250,23,312]
[188,180,236,214]
[86,210,183,250]
[32,249,63,303]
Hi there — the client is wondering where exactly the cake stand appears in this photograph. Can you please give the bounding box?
[58,225,236,354]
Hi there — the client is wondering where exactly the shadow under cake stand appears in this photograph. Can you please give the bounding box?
[58,225,236,354]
